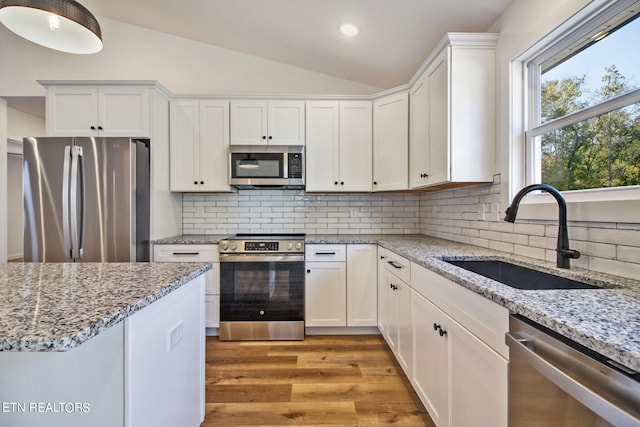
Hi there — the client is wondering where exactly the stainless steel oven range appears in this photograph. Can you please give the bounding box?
[218,234,305,341]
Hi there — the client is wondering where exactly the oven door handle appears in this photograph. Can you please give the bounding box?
[505,332,640,426]
[219,254,304,263]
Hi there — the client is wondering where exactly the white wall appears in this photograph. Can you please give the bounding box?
[0,99,7,262]
[0,16,381,97]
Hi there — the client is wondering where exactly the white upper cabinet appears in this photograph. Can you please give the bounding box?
[409,34,497,189]
[45,85,151,137]
[170,99,231,192]
[373,92,409,191]
[306,101,372,192]
[230,100,305,145]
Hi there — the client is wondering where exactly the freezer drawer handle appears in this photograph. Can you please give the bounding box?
[505,332,640,426]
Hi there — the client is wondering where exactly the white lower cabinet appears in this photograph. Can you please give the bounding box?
[382,249,412,376]
[305,244,377,328]
[376,247,388,335]
[153,244,220,329]
[410,262,508,427]
[346,244,377,327]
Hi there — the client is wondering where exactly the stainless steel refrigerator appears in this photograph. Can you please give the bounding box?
[23,137,150,262]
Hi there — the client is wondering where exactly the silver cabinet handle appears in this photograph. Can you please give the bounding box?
[505,332,640,426]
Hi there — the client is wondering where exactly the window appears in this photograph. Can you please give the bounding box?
[526,0,640,193]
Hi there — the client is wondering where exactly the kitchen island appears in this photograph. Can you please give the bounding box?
[0,262,211,427]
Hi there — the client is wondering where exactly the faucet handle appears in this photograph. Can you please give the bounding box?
[558,248,581,259]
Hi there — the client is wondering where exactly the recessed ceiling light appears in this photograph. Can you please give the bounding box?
[340,23,359,37]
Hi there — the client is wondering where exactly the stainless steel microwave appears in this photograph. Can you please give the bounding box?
[229,145,305,188]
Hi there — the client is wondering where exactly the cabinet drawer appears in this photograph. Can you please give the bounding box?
[153,244,219,262]
[384,250,411,284]
[305,244,346,262]
[411,262,509,358]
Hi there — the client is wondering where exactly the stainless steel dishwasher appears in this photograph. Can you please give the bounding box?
[506,315,640,426]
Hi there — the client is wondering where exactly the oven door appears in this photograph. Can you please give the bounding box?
[220,254,305,323]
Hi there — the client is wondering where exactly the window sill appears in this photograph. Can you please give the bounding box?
[514,186,640,224]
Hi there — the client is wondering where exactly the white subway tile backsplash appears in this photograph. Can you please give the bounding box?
[182,190,421,236]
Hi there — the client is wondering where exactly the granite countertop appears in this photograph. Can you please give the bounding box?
[0,262,211,352]
[155,233,640,371]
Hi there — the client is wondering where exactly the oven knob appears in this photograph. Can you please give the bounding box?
[287,242,293,250]
[221,242,229,251]
[295,242,302,250]
[230,243,237,251]
[259,310,265,315]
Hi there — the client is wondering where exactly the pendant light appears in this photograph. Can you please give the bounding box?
[0,0,102,54]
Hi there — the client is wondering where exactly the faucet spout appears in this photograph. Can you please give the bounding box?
[504,184,580,269]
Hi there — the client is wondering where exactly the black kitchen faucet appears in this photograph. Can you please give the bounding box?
[504,184,581,269]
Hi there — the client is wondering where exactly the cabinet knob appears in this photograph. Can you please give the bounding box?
[439,328,447,337]
[98,126,103,130]
[334,181,338,185]
[340,181,344,185]
[194,181,198,185]
[268,136,273,140]
[262,136,267,140]
[90,126,96,130]
[433,323,440,331]
[380,255,385,259]
[373,181,378,185]
[306,269,311,273]
[200,181,204,185]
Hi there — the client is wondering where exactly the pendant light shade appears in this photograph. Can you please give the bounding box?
[0,0,102,54]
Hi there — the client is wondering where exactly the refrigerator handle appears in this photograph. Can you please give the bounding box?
[62,146,72,259]
[70,146,85,259]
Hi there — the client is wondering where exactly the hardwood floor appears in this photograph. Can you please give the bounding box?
[203,334,435,426]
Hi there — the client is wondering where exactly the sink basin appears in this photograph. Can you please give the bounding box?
[444,260,599,290]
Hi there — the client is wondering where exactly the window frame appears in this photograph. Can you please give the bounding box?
[512,0,640,223]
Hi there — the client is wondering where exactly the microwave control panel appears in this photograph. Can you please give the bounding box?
[288,153,303,179]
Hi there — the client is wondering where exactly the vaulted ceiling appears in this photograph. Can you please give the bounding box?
[80,0,515,89]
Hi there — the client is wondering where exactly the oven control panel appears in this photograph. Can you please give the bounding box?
[219,238,304,254]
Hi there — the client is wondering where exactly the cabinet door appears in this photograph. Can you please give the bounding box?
[450,321,507,427]
[396,278,413,377]
[268,101,305,145]
[426,51,450,185]
[387,270,411,371]
[305,261,346,327]
[346,244,377,327]
[373,92,409,191]
[409,75,429,188]
[339,102,372,192]
[199,100,230,191]
[98,87,150,137]
[305,101,340,192]
[230,100,268,145]
[46,87,99,136]
[411,289,450,427]
[377,247,388,335]
[170,100,200,191]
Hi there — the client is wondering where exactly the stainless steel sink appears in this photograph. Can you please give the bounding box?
[444,260,599,290]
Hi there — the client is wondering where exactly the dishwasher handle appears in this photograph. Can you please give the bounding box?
[506,332,640,426]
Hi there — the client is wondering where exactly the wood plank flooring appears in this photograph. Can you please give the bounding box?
[203,334,435,426]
